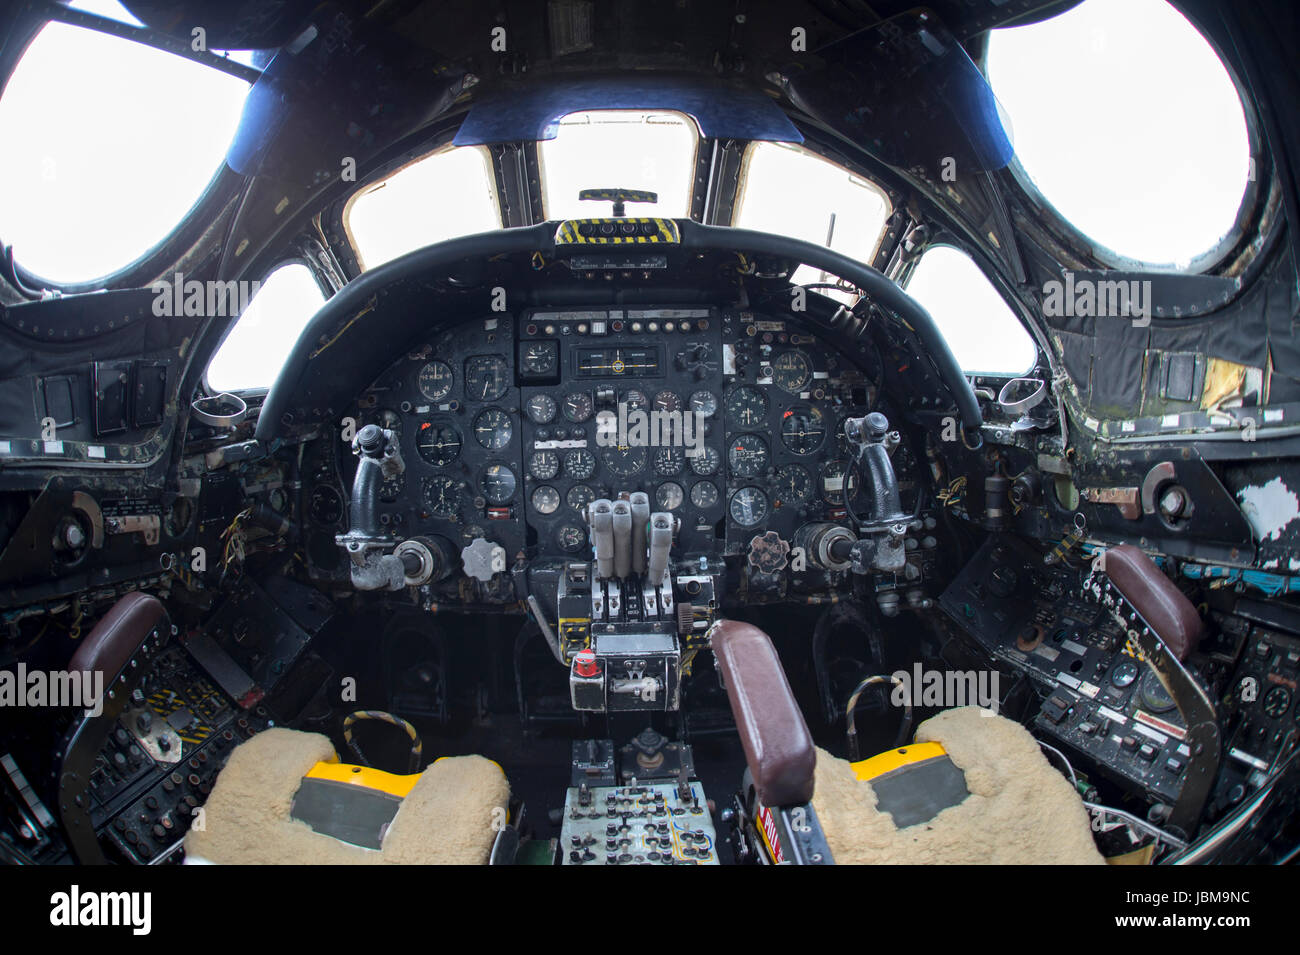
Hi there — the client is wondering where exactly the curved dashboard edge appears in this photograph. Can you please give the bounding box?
[677,221,983,433]
[256,221,984,444]
[255,223,556,443]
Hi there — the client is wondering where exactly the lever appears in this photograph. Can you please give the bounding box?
[589,500,614,579]
[630,492,650,574]
[612,500,633,578]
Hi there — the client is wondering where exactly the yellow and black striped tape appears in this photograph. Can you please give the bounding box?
[555,217,681,246]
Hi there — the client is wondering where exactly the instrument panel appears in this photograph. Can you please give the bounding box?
[321,306,906,573]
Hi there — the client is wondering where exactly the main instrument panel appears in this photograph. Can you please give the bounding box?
[311,306,912,577]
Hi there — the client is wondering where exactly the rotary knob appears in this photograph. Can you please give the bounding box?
[461,537,506,582]
[747,531,791,575]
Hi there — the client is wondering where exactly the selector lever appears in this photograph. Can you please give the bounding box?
[589,500,615,579]
[647,513,674,585]
[630,493,650,575]
[612,500,633,579]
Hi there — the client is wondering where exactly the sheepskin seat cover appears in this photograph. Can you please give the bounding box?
[811,707,1104,864]
[184,727,509,864]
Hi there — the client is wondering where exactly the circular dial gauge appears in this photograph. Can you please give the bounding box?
[601,444,647,477]
[566,484,596,511]
[780,405,826,455]
[690,481,719,509]
[726,386,768,428]
[528,450,560,481]
[416,421,462,466]
[309,485,343,524]
[473,408,513,449]
[689,446,720,476]
[531,485,561,515]
[520,341,558,376]
[563,449,597,481]
[656,482,684,511]
[423,476,461,518]
[653,448,684,477]
[525,394,557,424]
[621,389,649,412]
[772,349,813,394]
[479,465,517,505]
[820,460,858,505]
[1262,685,1292,718]
[1110,660,1139,688]
[728,433,769,478]
[562,392,594,423]
[729,487,769,527]
[653,390,681,412]
[417,361,454,401]
[557,524,587,553]
[379,475,405,503]
[465,356,508,401]
[773,464,813,505]
[1138,669,1177,714]
[689,390,718,418]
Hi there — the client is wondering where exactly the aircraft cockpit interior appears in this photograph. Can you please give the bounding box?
[0,0,1297,888]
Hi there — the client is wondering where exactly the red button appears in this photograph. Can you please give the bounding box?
[573,650,600,678]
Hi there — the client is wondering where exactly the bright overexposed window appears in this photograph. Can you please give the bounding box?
[207,264,326,392]
[986,0,1251,268]
[539,111,697,219]
[906,246,1036,376]
[345,145,500,270]
[733,143,891,293]
[0,0,250,283]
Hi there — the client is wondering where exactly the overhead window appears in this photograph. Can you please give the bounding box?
[0,0,250,283]
[906,246,1037,377]
[538,111,697,219]
[733,143,891,294]
[986,0,1251,268]
[345,145,501,270]
[206,264,326,393]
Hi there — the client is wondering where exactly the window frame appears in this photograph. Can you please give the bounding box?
[730,140,897,275]
[903,239,1042,379]
[980,4,1266,275]
[201,256,329,397]
[0,10,255,292]
[535,109,702,222]
[340,141,503,273]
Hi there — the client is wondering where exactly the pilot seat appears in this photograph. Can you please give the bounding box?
[183,722,511,864]
[713,620,1104,864]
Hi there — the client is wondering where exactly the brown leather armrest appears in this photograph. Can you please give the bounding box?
[711,620,815,807]
[1104,545,1202,661]
[70,592,166,680]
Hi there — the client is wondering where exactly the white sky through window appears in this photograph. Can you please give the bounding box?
[906,246,1036,376]
[986,0,1250,267]
[733,142,891,293]
[346,145,501,270]
[207,264,325,392]
[0,0,250,282]
[539,111,696,219]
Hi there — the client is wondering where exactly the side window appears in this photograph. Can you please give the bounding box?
[206,264,326,393]
[905,246,1037,376]
[0,2,250,283]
